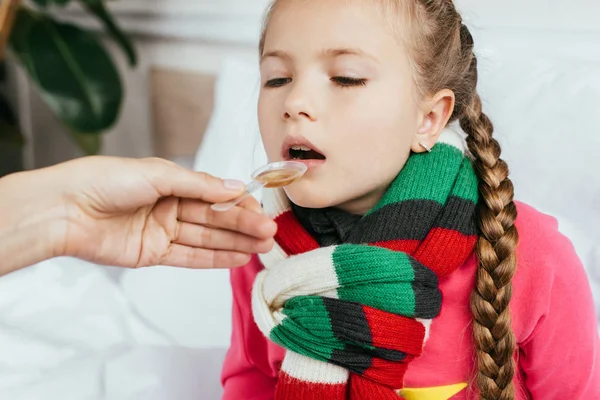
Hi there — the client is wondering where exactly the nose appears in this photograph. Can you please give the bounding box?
[282,81,316,122]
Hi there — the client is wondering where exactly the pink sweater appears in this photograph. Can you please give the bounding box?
[221,202,600,399]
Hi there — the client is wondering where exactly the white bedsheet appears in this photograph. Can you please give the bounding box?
[0,258,226,400]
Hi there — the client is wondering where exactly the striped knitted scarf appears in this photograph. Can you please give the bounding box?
[252,128,479,399]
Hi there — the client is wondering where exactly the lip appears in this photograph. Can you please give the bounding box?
[281,135,326,162]
[287,158,326,169]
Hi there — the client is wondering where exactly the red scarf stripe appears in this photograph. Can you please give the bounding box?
[275,372,347,399]
[349,374,403,399]
[363,305,425,356]
[369,239,420,255]
[274,210,320,255]
[364,356,412,387]
[413,228,478,277]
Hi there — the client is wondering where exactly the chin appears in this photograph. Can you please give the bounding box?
[283,182,338,209]
[282,175,388,215]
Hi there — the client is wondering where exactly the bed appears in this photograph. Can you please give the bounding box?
[1,1,598,399]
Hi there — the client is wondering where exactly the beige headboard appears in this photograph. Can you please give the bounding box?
[149,67,217,161]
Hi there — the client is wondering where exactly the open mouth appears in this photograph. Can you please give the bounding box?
[288,145,326,160]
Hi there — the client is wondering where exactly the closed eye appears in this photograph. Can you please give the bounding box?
[264,77,292,88]
[331,76,367,87]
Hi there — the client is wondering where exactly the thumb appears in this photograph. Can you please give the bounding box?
[144,158,246,202]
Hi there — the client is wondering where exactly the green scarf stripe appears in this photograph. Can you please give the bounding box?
[337,283,416,317]
[369,143,463,214]
[270,296,338,361]
[331,245,442,318]
[450,158,479,203]
[331,245,416,286]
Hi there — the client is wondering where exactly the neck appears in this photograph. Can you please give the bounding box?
[333,184,390,216]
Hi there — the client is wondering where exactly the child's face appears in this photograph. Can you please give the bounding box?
[258,0,423,214]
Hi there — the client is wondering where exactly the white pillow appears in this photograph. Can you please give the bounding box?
[193,57,267,188]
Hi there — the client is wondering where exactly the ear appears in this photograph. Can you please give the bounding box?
[411,89,455,153]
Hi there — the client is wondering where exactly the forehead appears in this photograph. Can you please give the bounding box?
[263,0,406,58]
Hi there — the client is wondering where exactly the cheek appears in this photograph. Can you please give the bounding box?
[325,86,418,193]
[335,79,419,142]
[339,129,411,179]
[258,95,283,161]
[338,94,416,168]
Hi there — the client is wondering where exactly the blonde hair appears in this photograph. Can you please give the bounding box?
[259,1,519,398]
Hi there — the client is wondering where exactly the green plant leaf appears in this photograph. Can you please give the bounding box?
[9,7,123,149]
[32,0,72,8]
[32,0,50,7]
[0,92,24,145]
[79,0,137,66]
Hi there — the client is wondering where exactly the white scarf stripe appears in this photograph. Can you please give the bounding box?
[262,185,290,219]
[281,351,350,384]
[437,125,466,153]
[261,247,339,309]
[252,270,281,338]
[259,240,288,267]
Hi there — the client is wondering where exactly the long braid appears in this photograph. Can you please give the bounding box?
[458,29,519,399]
[404,2,521,396]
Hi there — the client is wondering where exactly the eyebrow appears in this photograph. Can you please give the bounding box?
[260,50,291,64]
[322,48,376,60]
[260,48,379,64]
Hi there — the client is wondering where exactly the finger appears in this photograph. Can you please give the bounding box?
[237,194,264,214]
[160,244,252,269]
[178,199,277,240]
[142,157,247,203]
[174,222,274,254]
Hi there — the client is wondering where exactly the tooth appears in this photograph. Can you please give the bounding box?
[291,145,311,151]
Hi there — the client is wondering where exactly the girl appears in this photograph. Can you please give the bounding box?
[221,0,600,399]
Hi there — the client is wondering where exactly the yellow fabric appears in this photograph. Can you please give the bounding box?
[398,382,467,400]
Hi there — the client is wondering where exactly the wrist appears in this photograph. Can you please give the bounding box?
[0,167,70,274]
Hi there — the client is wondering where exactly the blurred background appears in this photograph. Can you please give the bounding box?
[0,0,598,399]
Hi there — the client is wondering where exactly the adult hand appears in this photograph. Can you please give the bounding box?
[0,156,276,275]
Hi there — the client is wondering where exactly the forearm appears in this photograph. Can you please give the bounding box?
[0,168,68,275]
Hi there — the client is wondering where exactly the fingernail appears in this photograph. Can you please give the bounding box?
[223,179,245,191]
